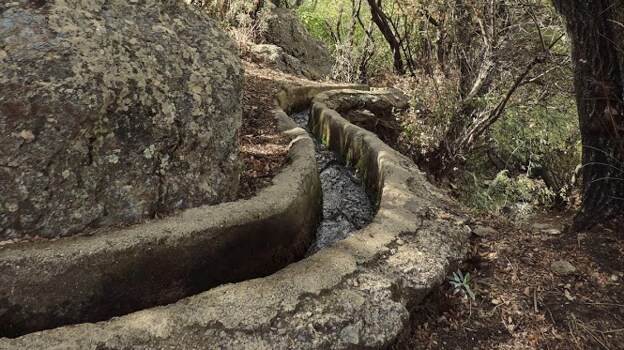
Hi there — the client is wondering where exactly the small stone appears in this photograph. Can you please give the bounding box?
[473,225,497,238]
[396,238,404,245]
[340,322,362,345]
[550,260,576,276]
[491,298,502,305]
[532,223,550,231]
[19,130,35,143]
[6,203,18,212]
[455,216,470,225]
[610,274,619,282]
[438,212,453,220]
[543,229,561,235]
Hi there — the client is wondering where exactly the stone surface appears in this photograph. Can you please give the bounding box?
[0,0,243,239]
[543,228,562,235]
[551,260,577,276]
[250,43,326,80]
[260,7,334,79]
[319,88,410,115]
[532,223,551,230]
[473,225,497,238]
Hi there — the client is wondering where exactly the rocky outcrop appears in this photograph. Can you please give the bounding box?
[0,0,243,239]
[259,7,334,79]
[250,43,328,80]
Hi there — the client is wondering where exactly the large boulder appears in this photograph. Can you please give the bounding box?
[0,0,243,239]
[249,43,324,79]
[260,7,334,79]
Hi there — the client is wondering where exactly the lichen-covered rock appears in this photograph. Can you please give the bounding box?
[0,0,243,239]
[249,43,324,79]
[260,7,334,79]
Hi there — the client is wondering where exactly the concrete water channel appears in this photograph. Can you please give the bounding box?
[0,86,471,349]
[290,109,375,256]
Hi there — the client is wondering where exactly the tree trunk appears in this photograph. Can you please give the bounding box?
[552,0,624,230]
[366,0,405,74]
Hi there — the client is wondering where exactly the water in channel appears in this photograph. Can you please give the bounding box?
[290,109,375,256]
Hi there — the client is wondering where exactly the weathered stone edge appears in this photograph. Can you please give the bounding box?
[0,87,471,349]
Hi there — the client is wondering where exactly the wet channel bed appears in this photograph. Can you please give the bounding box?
[290,109,375,256]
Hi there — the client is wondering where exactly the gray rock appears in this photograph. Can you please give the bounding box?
[551,260,576,276]
[455,216,471,225]
[543,228,562,235]
[473,225,497,238]
[0,0,243,239]
[320,88,410,115]
[250,44,323,80]
[532,223,550,230]
[340,321,363,345]
[260,7,334,79]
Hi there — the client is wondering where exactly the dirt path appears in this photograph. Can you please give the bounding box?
[394,211,624,350]
[237,62,320,199]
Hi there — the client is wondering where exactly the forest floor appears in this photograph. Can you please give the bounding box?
[236,64,290,199]
[238,64,623,349]
[394,210,624,350]
[236,62,313,199]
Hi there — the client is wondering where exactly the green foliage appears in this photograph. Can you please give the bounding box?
[295,0,394,81]
[491,96,580,182]
[448,269,476,300]
[458,170,557,214]
[295,5,334,46]
[399,73,463,154]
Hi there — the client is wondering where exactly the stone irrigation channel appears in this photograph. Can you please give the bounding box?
[0,85,470,349]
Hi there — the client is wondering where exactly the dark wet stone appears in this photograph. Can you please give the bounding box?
[289,109,374,255]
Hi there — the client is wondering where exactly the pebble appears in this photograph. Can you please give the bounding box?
[455,216,470,225]
[610,274,619,282]
[473,225,497,238]
[550,260,576,276]
[543,229,561,235]
[532,223,550,230]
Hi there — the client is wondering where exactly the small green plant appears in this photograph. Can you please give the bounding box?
[447,269,476,300]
